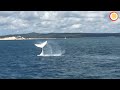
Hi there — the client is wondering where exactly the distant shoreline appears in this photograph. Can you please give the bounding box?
[0,36,58,40]
[1,32,120,40]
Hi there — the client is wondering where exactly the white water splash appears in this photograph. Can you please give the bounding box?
[35,41,65,56]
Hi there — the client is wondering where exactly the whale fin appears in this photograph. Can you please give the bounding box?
[35,41,47,48]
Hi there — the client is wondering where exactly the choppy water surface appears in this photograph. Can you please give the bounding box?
[0,37,120,79]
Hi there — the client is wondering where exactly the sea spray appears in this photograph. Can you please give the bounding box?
[35,40,65,56]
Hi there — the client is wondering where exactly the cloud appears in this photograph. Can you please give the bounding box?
[70,24,82,29]
[0,11,120,35]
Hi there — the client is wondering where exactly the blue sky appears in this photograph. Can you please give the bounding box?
[0,11,120,36]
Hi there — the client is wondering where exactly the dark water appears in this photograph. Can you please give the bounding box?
[0,37,120,79]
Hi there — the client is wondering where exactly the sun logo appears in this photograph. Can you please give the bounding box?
[109,11,119,21]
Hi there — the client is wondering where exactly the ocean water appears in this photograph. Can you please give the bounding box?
[0,37,120,79]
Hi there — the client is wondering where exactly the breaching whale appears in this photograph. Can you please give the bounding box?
[35,41,47,56]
